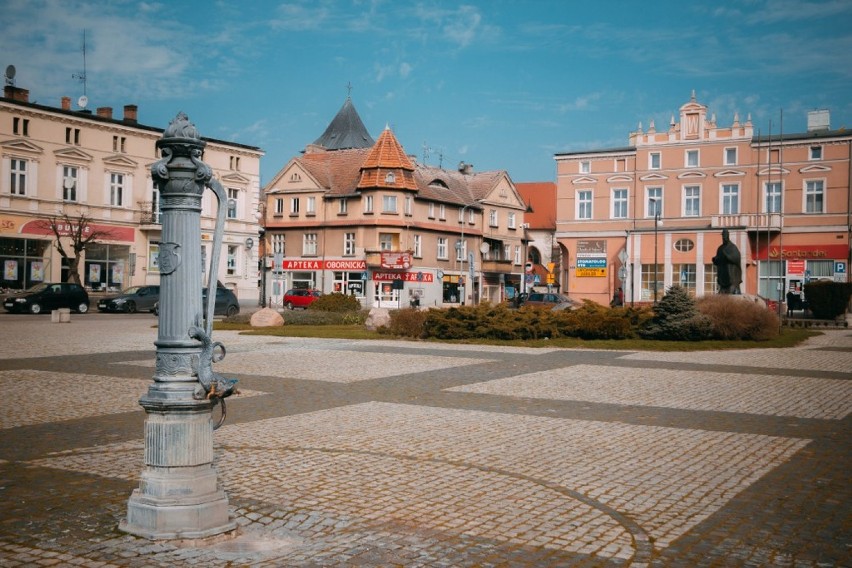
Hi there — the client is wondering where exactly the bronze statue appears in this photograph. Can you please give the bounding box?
[712,228,742,294]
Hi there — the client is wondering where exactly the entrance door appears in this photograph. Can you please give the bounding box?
[374,282,399,308]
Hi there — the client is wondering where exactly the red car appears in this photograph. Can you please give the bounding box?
[283,288,321,310]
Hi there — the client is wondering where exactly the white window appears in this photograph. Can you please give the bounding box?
[272,234,285,255]
[339,198,348,214]
[684,185,700,217]
[150,187,161,224]
[385,172,395,184]
[580,160,591,174]
[724,147,737,165]
[227,188,239,219]
[437,237,448,260]
[577,190,592,219]
[63,166,78,202]
[306,196,316,215]
[489,209,498,227]
[344,232,355,256]
[275,198,284,215]
[10,158,27,196]
[379,233,394,251]
[514,245,521,265]
[404,195,412,216]
[303,233,318,255]
[508,212,516,228]
[458,206,465,223]
[647,187,662,216]
[110,173,125,207]
[649,152,661,170]
[439,204,446,220]
[428,202,435,218]
[226,245,237,276]
[13,117,29,136]
[456,238,466,261]
[113,136,126,153]
[382,195,397,213]
[468,208,475,223]
[364,195,373,213]
[805,180,824,213]
[765,182,781,213]
[809,145,823,160]
[721,183,739,215]
[413,234,422,258]
[612,188,627,219]
[290,197,300,215]
[503,244,511,261]
[685,150,699,167]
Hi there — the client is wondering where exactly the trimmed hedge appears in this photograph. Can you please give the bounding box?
[803,281,852,319]
[309,292,362,312]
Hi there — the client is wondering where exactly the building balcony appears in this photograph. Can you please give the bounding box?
[481,259,515,274]
[710,213,782,232]
[136,201,161,229]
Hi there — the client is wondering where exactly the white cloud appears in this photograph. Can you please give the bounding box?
[399,62,413,78]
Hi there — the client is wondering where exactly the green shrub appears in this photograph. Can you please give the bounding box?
[551,301,634,339]
[283,308,368,325]
[697,295,780,340]
[803,281,852,319]
[385,308,427,338]
[309,292,362,312]
[640,285,713,341]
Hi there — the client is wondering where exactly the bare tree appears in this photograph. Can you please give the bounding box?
[36,213,116,285]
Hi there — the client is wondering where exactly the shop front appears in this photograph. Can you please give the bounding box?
[274,258,367,306]
[373,270,435,309]
[754,243,849,303]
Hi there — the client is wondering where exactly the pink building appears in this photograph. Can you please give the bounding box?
[554,93,851,307]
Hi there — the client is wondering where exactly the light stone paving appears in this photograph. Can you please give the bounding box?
[447,364,852,419]
[30,401,809,557]
[623,345,852,373]
[0,370,268,429]
[118,348,493,382]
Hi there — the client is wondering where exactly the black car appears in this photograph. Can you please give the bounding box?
[3,282,90,314]
[152,285,240,317]
[97,285,160,313]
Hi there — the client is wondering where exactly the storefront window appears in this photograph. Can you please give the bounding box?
[442,275,460,303]
[758,260,783,300]
[290,271,315,290]
[640,263,664,301]
[673,264,697,296]
[84,243,130,291]
[333,271,365,296]
[0,237,50,290]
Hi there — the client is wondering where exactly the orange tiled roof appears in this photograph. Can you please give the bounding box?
[516,181,555,230]
[358,127,418,190]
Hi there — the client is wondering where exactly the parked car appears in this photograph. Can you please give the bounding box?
[283,288,322,310]
[3,282,90,314]
[97,285,160,313]
[153,285,240,317]
[522,292,575,310]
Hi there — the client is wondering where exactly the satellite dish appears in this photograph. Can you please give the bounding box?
[5,65,15,79]
[77,95,88,109]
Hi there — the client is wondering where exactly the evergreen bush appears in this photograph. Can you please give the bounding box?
[309,292,362,312]
[385,308,427,338]
[640,285,713,341]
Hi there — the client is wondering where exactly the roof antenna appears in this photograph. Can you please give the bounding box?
[346,81,352,98]
[72,30,88,109]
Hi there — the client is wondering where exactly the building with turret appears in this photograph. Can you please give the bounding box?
[261,97,528,308]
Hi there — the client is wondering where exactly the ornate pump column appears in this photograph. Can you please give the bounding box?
[121,113,237,539]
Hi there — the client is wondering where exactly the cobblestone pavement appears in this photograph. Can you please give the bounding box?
[0,315,849,567]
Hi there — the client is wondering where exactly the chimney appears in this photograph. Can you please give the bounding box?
[96,106,113,119]
[458,161,473,175]
[123,104,138,124]
[61,96,71,110]
[807,109,830,132]
[3,85,29,102]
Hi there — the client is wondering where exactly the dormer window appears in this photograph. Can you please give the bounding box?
[385,172,396,184]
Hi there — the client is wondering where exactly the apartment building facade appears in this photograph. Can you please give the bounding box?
[0,84,263,301]
[554,93,851,307]
[261,98,528,309]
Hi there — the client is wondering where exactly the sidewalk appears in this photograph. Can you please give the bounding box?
[0,317,849,566]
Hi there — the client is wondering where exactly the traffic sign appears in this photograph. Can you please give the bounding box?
[835,261,847,274]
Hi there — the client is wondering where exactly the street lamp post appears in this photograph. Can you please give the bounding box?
[457,199,484,305]
[651,198,661,304]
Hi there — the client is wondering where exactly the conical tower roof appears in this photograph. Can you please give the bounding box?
[313,98,375,150]
[358,126,417,190]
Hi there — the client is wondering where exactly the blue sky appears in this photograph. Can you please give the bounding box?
[3,1,851,185]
